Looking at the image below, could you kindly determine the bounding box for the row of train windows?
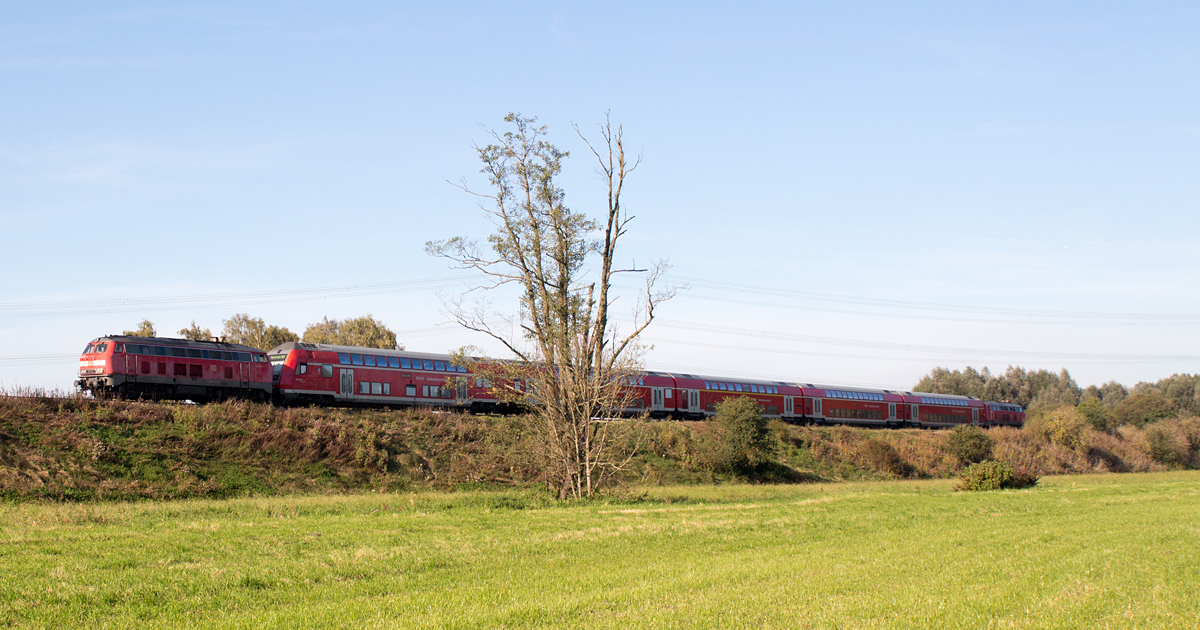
[336,353,468,372]
[827,408,885,420]
[83,343,109,354]
[137,362,237,379]
[988,404,1022,412]
[123,343,261,362]
[918,396,970,407]
[296,364,335,378]
[703,381,779,394]
[355,381,454,398]
[825,390,884,401]
[924,413,969,423]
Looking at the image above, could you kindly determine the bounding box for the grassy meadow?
[3,471,1198,628]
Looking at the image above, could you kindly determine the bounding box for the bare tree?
[427,112,675,499]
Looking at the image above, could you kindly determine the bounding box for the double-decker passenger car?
[269,342,515,411]
[76,336,272,401]
[983,401,1025,427]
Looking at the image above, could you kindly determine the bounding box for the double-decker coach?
[76,335,272,401]
[269,342,511,411]
[899,392,986,428]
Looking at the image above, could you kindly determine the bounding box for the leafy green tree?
[122,320,156,337]
[1113,392,1175,427]
[177,321,212,341]
[1077,398,1116,432]
[222,313,299,351]
[913,366,989,398]
[1026,405,1089,453]
[302,315,400,350]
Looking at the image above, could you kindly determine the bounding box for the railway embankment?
[1,392,1195,502]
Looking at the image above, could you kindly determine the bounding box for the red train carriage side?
[76,336,271,401]
[804,386,909,427]
[683,374,789,420]
[898,392,986,428]
[983,402,1025,427]
[270,342,510,411]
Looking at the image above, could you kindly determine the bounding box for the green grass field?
[2,472,1197,629]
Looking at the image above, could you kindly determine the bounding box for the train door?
[888,403,896,422]
[814,398,823,417]
[240,360,249,391]
[125,352,137,385]
[910,404,919,425]
[972,408,979,426]
[455,377,468,403]
[650,387,665,413]
[340,369,354,398]
[784,396,794,417]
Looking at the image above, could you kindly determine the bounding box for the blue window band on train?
[400,357,412,369]
[351,354,363,366]
[338,353,350,365]
[826,390,884,401]
[919,396,968,406]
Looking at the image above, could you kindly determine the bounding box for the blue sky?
[2,2,1198,392]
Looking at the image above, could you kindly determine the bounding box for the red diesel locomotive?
[76,335,273,402]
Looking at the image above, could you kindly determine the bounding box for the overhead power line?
[663,275,1200,324]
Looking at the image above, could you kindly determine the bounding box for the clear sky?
[2,2,1198,393]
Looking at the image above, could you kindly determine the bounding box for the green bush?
[943,425,993,465]
[1077,398,1116,432]
[954,460,1036,491]
[860,438,908,477]
[1144,424,1184,466]
[705,396,774,473]
[1027,406,1090,453]
[1114,392,1175,427]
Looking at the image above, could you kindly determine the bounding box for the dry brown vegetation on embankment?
[2,392,1197,501]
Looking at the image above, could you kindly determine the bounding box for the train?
[75,335,1025,428]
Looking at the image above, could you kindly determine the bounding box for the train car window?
[734,384,742,392]
[321,365,333,378]
[240,352,252,362]
[388,357,400,368]
[359,382,369,394]
[170,348,186,357]
[338,353,350,365]
[406,384,416,396]
[83,344,94,354]
[200,350,210,359]
[434,361,445,371]
[153,346,166,356]
[96,343,109,353]
[458,365,467,373]
[422,385,430,397]
[297,364,307,375]
[351,354,363,366]
[371,382,382,395]
[363,355,376,367]
[375,356,387,367]
[400,358,412,369]
[423,359,434,370]
[114,343,124,353]
[186,349,202,358]
[384,383,391,395]
[254,354,266,363]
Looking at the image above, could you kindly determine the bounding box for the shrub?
[1114,392,1175,427]
[1077,398,1116,433]
[943,425,993,465]
[705,396,774,473]
[859,438,908,477]
[1027,406,1089,453]
[1144,424,1185,466]
[955,460,1037,491]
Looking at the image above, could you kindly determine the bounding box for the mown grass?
[2,471,1197,628]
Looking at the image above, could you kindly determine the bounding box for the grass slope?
[2,472,1198,628]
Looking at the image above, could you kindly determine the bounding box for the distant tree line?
[121,314,401,352]
[914,366,1200,429]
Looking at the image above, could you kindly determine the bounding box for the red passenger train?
[264,342,1024,428]
[76,335,273,402]
[76,336,1024,428]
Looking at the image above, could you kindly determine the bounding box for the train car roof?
[269,342,465,362]
[97,335,264,353]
